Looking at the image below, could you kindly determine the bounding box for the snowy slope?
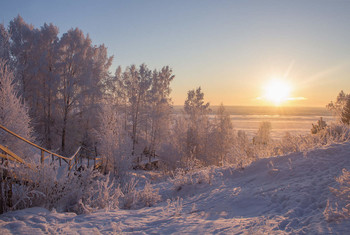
[1,142,350,234]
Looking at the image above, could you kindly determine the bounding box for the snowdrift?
[1,142,350,234]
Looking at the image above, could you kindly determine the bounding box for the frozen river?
[230,114,334,140]
[176,105,335,140]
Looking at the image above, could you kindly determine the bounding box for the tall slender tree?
[184,87,210,161]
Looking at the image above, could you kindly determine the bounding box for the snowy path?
[1,143,350,234]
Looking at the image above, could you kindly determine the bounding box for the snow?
[1,142,350,234]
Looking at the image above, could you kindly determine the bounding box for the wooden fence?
[0,124,101,170]
[0,124,103,214]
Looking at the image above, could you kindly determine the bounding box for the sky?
[1,0,350,106]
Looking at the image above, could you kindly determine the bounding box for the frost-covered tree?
[55,28,112,154]
[113,64,174,158]
[29,23,59,149]
[77,43,113,153]
[97,103,131,175]
[120,64,152,155]
[7,16,60,149]
[253,121,272,145]
[0,24,11,63]
[4,16,113,154]
[0,60,34,159]
[184,87,210,162]
[9,15,37,96]
[208,104,234,165]
[327,90,350,125]
[146,66,174,155]
[55,28,92,153]
[341,98,350,125]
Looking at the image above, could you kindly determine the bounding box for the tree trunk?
[61,108,68,154]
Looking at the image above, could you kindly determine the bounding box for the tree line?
[0,16,233,172]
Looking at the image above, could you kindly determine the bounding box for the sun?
[263,79,291,106]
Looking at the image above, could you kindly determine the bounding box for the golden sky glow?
[2,1,350,107]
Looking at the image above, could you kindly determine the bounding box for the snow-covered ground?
[1,142,350,234]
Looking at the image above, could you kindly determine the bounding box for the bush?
[121,177,161,209]
[162,197,183,217]
[0,162,123,214]
[138,181,161,207]
[311,117,327,134]
[324,169,350,222]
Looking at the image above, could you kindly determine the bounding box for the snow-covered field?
[1,142,349,234]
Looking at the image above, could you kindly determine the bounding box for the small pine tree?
[311,117,327,134]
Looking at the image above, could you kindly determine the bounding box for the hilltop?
[1,142,349,234]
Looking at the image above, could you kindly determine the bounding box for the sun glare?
[263,79,291,106]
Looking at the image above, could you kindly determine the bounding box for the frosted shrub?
[2,175,45,212]
[0,162,57,213]
[184,154,203,171]
[10,187,45,211]
[229,130,256,168]
[121,177,139,209]
[170,168,193,191]
[162,197,183,217]
[196,168,214,185]
[138,181,161,207]
[83,173,123,212]
[324,169,350,222]
[311,117,327,134]
[225,123,350,172]
[277,132,301,155]
[169,166,215,193]
[322,123,350,143]
[42,167,123,214]
[121,178,161,209]
[0,161,124,214]
[275,123,350,158]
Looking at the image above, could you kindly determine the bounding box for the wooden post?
[75,155,77,170]
[94,146,98,168]
[0,183,3,214]
[7,180,12,210]
[51,154,54,163]
[0,170,4,214]
[87,157,90,168]
[41,150,44,165]
[59,157,61,166]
